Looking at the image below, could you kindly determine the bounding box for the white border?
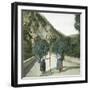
[18,5,86,84]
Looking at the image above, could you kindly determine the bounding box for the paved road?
[25,54,80,77]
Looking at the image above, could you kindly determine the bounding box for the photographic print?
[11,2,88,87]
[22,11,80,78]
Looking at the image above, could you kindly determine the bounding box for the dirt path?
[24,54,80,78]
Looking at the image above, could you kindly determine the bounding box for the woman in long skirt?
[40,59,46,74]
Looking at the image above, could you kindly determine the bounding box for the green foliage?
[65,36,80,57]
[32,39,49,59]
[51,38,66,54]
[36,13,47,27]
[22,10,80,60]
[23,40,32,60]
[22,11,33,60]
[72,14,80,57]
[74,14,80,32]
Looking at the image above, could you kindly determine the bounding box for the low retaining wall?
[22,56,37,77]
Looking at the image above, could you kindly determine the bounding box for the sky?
[40,12,79,36]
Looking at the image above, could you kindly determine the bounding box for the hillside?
[22,10,80,60]
[22,11,65,60]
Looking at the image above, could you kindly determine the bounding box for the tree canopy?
[74,14,80,32]
[64,35,80,57]
[51,38,66,54]
[32,39,49,59]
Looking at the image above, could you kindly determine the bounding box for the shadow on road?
[40,65,80,76]
[62,66,80,72]
[40,70,53,76]
[65,59,80,65]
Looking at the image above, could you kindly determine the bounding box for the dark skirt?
[40,61,46,72]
